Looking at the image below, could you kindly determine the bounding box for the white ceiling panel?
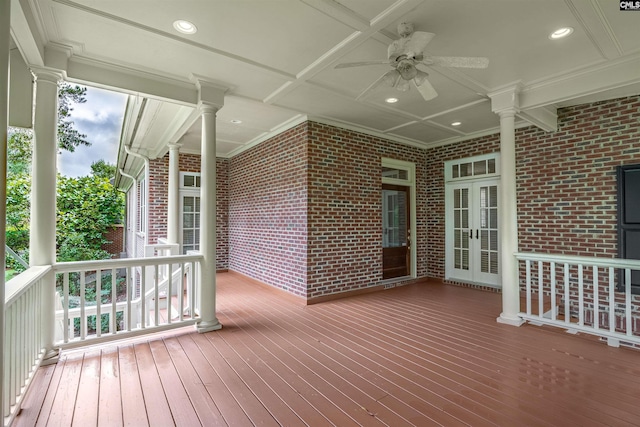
[10,0,640,160]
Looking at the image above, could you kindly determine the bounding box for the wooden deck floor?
[15,272,640,426]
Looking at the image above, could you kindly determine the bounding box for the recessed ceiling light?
[549,27,573,40]
[451,121,462,126]
[230,119,242,124]
[173,20,197,35]
[385,97,399,104]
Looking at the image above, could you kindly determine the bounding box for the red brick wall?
[147,153,229,270]
[228,123,309,296]
[101,224,125,258]
[306,122,427,299]
[516,95,640,256]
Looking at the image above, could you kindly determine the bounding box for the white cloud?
[57,86,127,177]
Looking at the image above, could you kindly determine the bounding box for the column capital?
[30,66,65,83]
[167,142,183,151]
[489,84,522,116]
[198,102,219,115]
[191,74,227,111]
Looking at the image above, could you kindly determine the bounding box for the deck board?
[15,272,640,426]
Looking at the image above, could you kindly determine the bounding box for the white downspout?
[119,169,138,257]
[124,145,150,248]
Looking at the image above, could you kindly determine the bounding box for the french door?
[446,179,500,286]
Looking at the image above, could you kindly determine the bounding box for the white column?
[30,67,63,358]
[1,0,11,417]
[496,109,524,326]
[196,104,222,332]
[167,143,181,244]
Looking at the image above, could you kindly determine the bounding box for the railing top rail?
[515,252,640,270]
[5,265,52,305]
[54,253,203,273]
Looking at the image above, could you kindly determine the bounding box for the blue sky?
[57,86,127,177]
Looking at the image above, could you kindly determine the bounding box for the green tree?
[90,159,117,179]
[57,83,91,152]
[56,174,124,262]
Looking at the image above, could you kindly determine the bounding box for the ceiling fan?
[335,22,489,101]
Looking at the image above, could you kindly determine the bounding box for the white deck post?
[194,78,225,332]
[30,67,63,358]
[491,86,525,326]
[167,143,181,245]
[1,0,11,417]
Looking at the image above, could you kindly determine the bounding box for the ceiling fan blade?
[423,56,489,68]
[388,31,435,62]
[405,31,435,57]
[414,77,438,101]
[335,60,389,69]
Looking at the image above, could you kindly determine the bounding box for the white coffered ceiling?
[9,0,640,163]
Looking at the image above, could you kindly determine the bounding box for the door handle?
[476,229,479,239]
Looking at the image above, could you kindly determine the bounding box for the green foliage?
[56,175,125,262]
[7,128,33,174]
[57,83,91,152]
[90,159,117,179]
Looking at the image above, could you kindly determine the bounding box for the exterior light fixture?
[549,27,573,39]
[385,97,399,104]
[451,121,462,126]
[230,119,242,124]
[173,20,197,35]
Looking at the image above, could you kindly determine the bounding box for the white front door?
[446,179,500,286]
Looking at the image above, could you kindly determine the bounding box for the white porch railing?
[516,252,640,347]
[3,252,203,426]
[3,266,52,427]
[54,253,202,350]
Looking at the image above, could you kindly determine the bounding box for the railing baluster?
[126,267,132,332]
[538,260,544,317]
[111,268,117,334]
[96,269,102,338]
[550,262,556,321]
[154,265,160,327]
[141,264,146,328]
[179,262,185,322]
[525,260,531,315]
[593,266,599,331]
[564,263,570,325]
[63,272,70,343]
[578,264,584,326]
[625,268,632,337]
[190,261,196,318]
[167,262,173,324]
[80,271,87,340]
[9,305,17,407]
[609,267,615,334]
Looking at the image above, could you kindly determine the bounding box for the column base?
[41,348,61,366]
[496,313,525,327]
[196,319,223,333]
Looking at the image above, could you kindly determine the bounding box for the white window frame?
[179,172,202,254]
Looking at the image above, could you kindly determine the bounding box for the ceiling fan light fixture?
[549,27,573,39]
[173,20,197,34]
[397,60,417,80]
